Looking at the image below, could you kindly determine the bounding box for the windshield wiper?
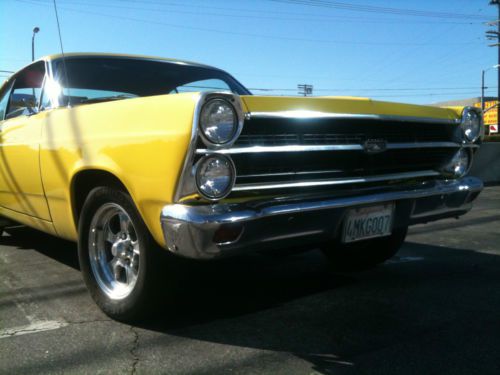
[78,94,137,105]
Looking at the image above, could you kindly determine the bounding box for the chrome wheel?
[88,203,140,300]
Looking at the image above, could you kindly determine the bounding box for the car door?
[0,61,51,221]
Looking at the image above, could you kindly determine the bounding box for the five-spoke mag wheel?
[78,187,167,321]
[89,203,141,300]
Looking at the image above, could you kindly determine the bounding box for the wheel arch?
[70,169,131,228]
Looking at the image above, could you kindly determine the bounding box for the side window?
[0,79,15,121]
[5,62,46,120]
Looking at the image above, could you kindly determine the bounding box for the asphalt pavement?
[1,187,499,374]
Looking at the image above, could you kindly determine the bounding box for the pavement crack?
[129,325,140,375]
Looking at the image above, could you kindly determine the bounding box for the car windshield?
[51,57,250,106]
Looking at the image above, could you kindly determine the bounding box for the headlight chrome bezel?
[173,92,244,203]
[195,154,236,201]
[440,148,472,179]
[461,107,483,143]
[198,96,244,149]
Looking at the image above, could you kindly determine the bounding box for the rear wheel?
[320,226,408,271]
[78,187,166,321]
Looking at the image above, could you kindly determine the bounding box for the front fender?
[40,93,198,244]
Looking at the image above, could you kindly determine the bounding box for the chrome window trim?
[3,60,49,119]
[232,170,440,192]
[0,78,16,122]
[36,60,50,112]
[44,58,60,109]
[196,141,462,155]
[247,111,461,124]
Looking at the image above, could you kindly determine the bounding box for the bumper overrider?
[161,176,483,259]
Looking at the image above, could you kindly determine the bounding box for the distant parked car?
[0,53,484,320]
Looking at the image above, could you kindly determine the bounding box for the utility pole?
[487,1,500,132]
[481,65,500,114]
[298,84,313,97]
[482,69,486,111]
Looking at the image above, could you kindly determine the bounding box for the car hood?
[240,95,462,122]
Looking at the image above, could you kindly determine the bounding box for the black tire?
[78,187,167,322]
[320,226,408,271]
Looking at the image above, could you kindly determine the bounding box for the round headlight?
[441,148,470,178]
[200,99,238,145]
[461,108,481,143]
[195,155,235,200]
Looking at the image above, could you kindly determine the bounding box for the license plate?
[342,204,394,243]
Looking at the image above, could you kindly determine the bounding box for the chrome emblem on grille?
[364,139,387,154]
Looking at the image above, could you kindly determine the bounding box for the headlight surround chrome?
[440,148,471,179]
[461,107,482,143]
[199,98,241,147]
[195,154,236,200]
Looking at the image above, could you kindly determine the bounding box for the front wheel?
[78,187,165,321]
[320,226,408,271]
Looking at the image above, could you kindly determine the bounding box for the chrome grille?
[194,113,461,194]
[234,115,456,146]
[232,148,455,186]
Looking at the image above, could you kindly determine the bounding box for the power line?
[249,91,496,98]
[369,91,496,98]
[106,0,485,24]
[28,0,479,25]
[265,0,490,20]
[16,0,482,47]
[352,18,460,88]
[248,86,498,92]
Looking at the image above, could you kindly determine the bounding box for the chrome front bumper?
[160,177,483,259]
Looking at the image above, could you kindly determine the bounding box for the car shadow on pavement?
[135,241,500,375]
[2,226,80,271]
[3,226,500,374]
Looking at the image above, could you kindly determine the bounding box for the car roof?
[1,52,248,94]
[40,52,221,71]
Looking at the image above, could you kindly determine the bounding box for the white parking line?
[0,320,68,339]
[386,256,425,265]
[1,274,69,339]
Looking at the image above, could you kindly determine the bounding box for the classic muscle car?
[0,53,483,320]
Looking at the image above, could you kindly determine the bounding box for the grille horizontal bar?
[234,133,450,147]
[233,170,440,191]
[197,142,459,155]
[248,111,460,125]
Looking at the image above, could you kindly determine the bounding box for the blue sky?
[0,0,498,104]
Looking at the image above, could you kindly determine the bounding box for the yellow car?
[0,53,483,320]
